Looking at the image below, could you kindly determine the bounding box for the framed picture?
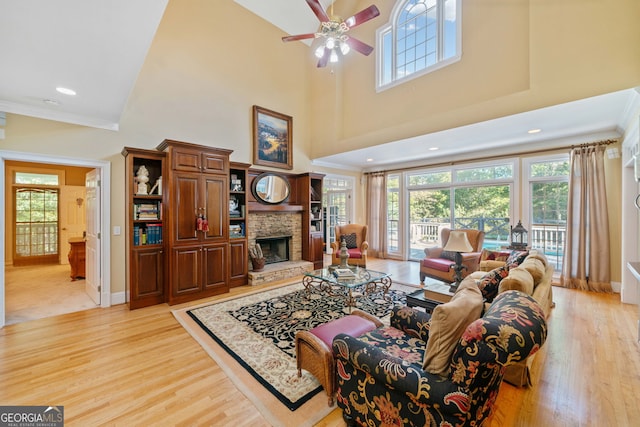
[253,105,293,170]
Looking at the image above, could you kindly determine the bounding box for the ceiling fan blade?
[306,0,330,22]
[282,33,317,42]
[345,36,374,56]
[317,47,330,68]
[344,5,380,28]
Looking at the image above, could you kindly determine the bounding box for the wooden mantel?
[247,201,303,213]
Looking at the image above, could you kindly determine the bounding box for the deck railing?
[408,218,566,269]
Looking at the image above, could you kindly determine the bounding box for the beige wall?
[2,0,637,296]
[310,0,640,158]
[2,1,313,295]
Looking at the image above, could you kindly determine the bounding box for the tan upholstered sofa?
[468,249,554,386]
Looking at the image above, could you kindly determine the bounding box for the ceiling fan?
[282,0,380,68]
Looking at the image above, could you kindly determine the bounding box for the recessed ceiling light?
[429,147,439,151]
[56,87,76,96]
[528,128,542,134]
[366,158,374,162]
[43,98,60,106]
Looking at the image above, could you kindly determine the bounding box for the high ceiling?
[0,0,637,169]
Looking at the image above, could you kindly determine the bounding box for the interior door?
[59,185,87,265]
[85,169,101,304]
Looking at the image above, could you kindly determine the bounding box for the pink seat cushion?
[309,315,377,347]
[347,249,362,259]
[422,257,455,272]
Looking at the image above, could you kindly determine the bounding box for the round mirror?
[252,173,290,204]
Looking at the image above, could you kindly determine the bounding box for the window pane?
[454,185,510,249]
[382,31,393,85]
[531,182,568,224]
[379,0,460,89]
[408,171,451,186]
[531,181,568,271]
[456,164,513,182]
[14,188,59,258]
[15,172,58,185]
[443,0,457,59]
[530,160,570,178]
[409,188,451,259]
[387,176,400,253]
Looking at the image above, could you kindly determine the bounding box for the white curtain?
[366,172,387,258]
[561,145,612,292]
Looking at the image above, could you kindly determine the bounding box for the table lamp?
[443,230,474,293]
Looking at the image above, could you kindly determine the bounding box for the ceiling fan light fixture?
[326,37,335,50]
[282,0,380,68]
[339,40,350,55]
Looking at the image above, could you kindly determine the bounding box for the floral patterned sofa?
[332,290,547,427]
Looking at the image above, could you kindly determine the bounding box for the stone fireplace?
[246,211,312,285]
[248,212,303,262]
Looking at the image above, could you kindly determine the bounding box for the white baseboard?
[110,291,126,305]
[611,281,622,293]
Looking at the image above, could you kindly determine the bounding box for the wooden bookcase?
[122,147,166,309]
[229,162,250,287]
[299,172,325,269]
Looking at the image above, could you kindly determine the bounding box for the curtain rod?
[363,138,618,175]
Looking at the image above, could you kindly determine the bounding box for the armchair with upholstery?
[420,228,485,285]
[332,290,548,427]
[330,224,368,267]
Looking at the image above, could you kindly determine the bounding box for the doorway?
[0,151,111,328]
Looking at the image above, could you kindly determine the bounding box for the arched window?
[376,0,461,90]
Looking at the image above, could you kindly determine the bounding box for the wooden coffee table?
[406,280,454,314]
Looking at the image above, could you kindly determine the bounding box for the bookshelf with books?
[122,147,166,309]
[299,172,325,269]
[229,162,250,287]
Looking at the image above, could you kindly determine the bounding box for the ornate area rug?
[172,280,416,427]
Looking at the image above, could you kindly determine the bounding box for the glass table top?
[304,266,390,289]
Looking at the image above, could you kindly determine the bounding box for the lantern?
[510,220,528,249]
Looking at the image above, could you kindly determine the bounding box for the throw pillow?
[498,266,534,295]
[422,278,484,376]
[440,250,457,261]
[520,257,546,286]
[480,249,511,262]
[506,250,529,268]
[526,249,548,267]
[477,265,509,302]
[342,233,358,249]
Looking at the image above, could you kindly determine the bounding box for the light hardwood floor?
[1,257,639,426]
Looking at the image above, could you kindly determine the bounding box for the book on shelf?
[229,224,244,238]
[133,224,162,246]
[423,282,454,303]
[134,202,161,220]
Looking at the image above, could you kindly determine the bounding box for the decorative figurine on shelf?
[339,238,350,268]
[135,165,150,195]
[149,176,162,195]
